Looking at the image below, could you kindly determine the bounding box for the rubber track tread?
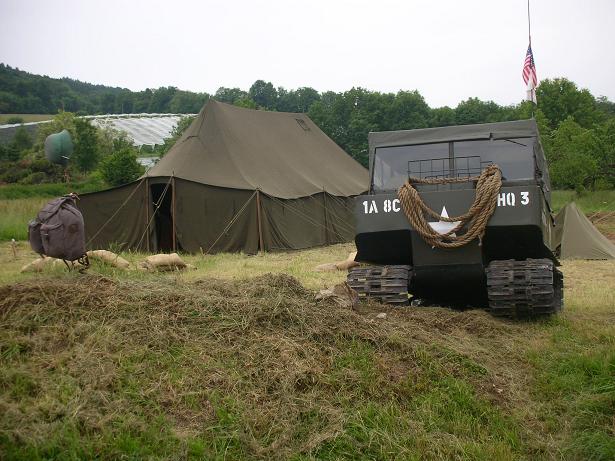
[347,265,411,305]
[486,258,563,318]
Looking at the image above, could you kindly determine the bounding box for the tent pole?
[256,189,265,253]
[145,177,150,253]
[323,189,329,245]
[171,175,177,252]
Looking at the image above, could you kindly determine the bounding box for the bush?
[19,171,47,185]
[0,165,31,184]
[5,116,24,124]
[73,118,100,172]
[11,126,33,152]
[0,144,20,162]
[29,158,62,175]
[551,151,598,190]
[98,148,144,187]
[593,178,613,191]
[0,158,65,184]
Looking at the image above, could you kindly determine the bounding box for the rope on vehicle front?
[397,164,502,248]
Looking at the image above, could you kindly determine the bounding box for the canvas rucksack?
[28,193,89,268]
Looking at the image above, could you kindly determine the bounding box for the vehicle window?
[453,138,535,181]
[372,137,536,192]
[373,143,449,191]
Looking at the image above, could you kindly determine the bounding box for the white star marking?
[428,206,460,235]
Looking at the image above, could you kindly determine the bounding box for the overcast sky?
[1,0,613,108]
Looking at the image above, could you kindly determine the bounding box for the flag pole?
[527,0,535,117]
[527,0,531,43]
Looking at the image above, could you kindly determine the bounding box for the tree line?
[1,63,614,190]
[0,64,208,114]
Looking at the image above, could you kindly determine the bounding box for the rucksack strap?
[61,254,90,273]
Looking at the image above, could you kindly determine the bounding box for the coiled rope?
[397,164,502,248]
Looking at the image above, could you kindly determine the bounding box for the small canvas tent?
[78,100,368,254]
[551,202,615,259]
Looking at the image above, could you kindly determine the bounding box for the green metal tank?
[44,129,73,165]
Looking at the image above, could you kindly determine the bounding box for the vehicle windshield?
[372,137,536,192]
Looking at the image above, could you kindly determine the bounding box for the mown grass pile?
[1,261,614,460]
[0,274,527,459]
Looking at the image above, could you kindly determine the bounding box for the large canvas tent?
[551,202,615,259]
[78,100,368,254]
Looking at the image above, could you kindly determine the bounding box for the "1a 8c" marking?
[362,199,401,214]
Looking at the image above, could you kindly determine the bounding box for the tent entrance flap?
[151,183,176,252]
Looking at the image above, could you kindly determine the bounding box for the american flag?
[522,43,538,103]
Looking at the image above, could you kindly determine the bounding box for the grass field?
[0,114,54,124]
[0,198,48,241]
[551,189,615,213]
[0,182,106,201]
[0,187,613,458]
[0,241,614,460]
[0,182,107,241]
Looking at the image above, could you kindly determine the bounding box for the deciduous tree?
[537,78,603,129]
[99,148,144,186]
[73,118,100,173]
[249,80,277,110]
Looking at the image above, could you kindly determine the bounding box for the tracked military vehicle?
[348,119,563,317]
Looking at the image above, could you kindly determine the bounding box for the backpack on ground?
[28,193,89,270]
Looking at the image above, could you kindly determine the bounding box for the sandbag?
[336,251,359,270]
[315,262,339,272]
[315,251,360,272]
[20,256,57,273]
[87,250,130,269]
[139,253,187,272]
[145,253,186,268]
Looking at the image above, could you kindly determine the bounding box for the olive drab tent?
[78,100,368,254]
[551,202,615,259]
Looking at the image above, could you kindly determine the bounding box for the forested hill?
[0,64,209,114]
[1,63,615,189]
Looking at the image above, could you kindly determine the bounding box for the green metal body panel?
[355,184,553,265]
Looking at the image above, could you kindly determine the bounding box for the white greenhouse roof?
[90,114,191,147]
[0,113,196,147]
